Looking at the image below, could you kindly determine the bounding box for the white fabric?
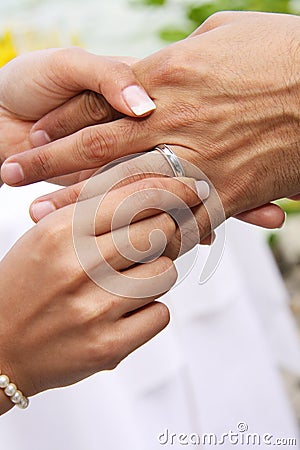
[0,183,299,449]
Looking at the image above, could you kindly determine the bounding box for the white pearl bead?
[17,396,29,409]
[0,375,9,388]
[4,383,17,397]
[11,390,22,404]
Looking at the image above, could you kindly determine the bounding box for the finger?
[112,257,177,315]
[165,186,226,259]
[91,213,176,274]
[0,48,154,122]
[30,151,177,222]
[78,214,178,298]
[28,49,155,147]
[235,203,286,229]
[31,92,122,146]
[76,176,207,273]
[2,116,161,186]
[47,168,98,187]
[82,256,176,319]
[88,176,207,236]
[112,301,170,365]
[30,55,141,145]
[166,201,286,260]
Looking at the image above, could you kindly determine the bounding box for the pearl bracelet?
[0,370,29,409]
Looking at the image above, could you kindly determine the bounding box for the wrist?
[0,369,30,414]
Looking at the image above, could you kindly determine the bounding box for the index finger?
[1,116,160,186]
[30,151,175,221]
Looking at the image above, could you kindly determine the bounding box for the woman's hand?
[0,47,154,184]
[28,151,285,254]
[0,174,208,415]
[4,12,299,232]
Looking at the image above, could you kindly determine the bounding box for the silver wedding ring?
[154,144,185,178]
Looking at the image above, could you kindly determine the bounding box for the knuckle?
[34,217,85,285]
[48,48,83,83]
[202,11,231,31]
[61,186,81,207]
[69,299,103,328]
[50,47,84,66]
[79,127,117,163]
[178,180,196,206]
[89,331,122,371]
[117,160,147,182]
[48,112,75,137]
[30,149,54,179]
[99,295,120,317]
[158,212,176,235]
[36,214,70,252]
[96,240,116,267]
[150,44,204,88]
[72,296,121,344]
[105,61,132,85]
[135,178,167,207]
[157,255,174,273]
[114,155,161,190]
[47,48,65,68]
[153,256,178,291]
[133,187,161,211]
[82,92,116,123]
[151,51,183,86]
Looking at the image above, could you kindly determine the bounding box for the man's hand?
[4,12,297,234]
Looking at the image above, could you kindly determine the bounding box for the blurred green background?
[135,0,300,41]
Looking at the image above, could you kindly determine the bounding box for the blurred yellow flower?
[0,31,17,68]
[0,29,81,69]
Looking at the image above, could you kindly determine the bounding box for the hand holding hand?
[0,47,154,183]
[0,169,207,415]
[3,12,296,234]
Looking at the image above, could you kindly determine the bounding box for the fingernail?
[31,201,56,221]
[30,130,51,147]
[122,85,156,116]
[195,180,210,200]
[1,162,24,185]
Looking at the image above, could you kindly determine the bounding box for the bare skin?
[0,36,287,232]
[21,11,300,224]
[1,11,299,415]
[0,173,208,416]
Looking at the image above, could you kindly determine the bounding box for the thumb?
[30,48,156,147]
[91,54,157,117]
[51,48,156,117]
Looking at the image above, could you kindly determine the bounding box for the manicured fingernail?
[122,85,156,116]
[30,130,51,147]
[31,201,56,221]
[1,162,24,185]
[195,180,210,200]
